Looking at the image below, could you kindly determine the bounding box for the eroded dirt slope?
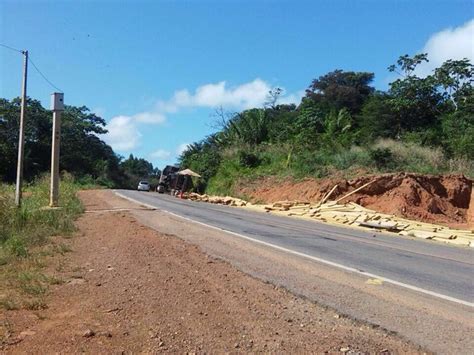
[0,190,422,353]
[238,173,473,228]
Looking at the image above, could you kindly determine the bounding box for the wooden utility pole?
[49,93,64,207]
[15,50,28,207]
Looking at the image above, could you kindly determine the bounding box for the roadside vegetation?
[0,174,83,311]
[0,100,159,188]
[180,54,474,195]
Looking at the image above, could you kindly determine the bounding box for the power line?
[1,43,63,93]
[28,55,63,93]
[0,43,23,53]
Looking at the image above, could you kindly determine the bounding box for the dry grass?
[373,138,445,171]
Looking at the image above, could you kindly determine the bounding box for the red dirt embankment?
[237,173,473,229]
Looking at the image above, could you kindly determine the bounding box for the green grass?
[205,139,474,197]
[0,173,84,310]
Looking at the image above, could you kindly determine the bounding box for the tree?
[305,70,375,114]
[0,97,151,187]
[264,87,283,109]
[440,88,474,159]
[387,54,446,138]
[121,154,155,178]
[356,92,397,143]
[434,58,473,110]
[179,136,221,192]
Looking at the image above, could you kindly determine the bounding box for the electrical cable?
[0,43,23,53]
[28,55,63,93]
[1,44,64,93]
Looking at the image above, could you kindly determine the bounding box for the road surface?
[116,190,473,305]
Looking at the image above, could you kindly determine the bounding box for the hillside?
[236,173,473,229]
[179,54,474,219]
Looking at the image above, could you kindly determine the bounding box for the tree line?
[179,54,473,193]
[0,98,159,187]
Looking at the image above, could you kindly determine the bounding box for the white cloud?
[102,110,165,152]
[417,19,474,76]
[103,79,304,153]
[133,111,166,124]
[279,90,305,106]
[176,143,190,155]
[155,78,303,113]
[103,116,141,151]
[150,149,171,160]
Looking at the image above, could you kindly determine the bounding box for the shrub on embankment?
[204,139,474,197]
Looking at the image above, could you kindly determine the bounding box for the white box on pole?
[51,92,64,111]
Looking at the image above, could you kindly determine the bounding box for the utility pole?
[49,92,64,207]
[15,50,28,207]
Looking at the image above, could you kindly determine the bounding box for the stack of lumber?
[179,188,474,247]
[183,192,248,207]
[262,200,474,247]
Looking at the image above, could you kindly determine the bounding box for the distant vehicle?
[159,165,180,192]
[137,181,150,191]
[156,184,165,193]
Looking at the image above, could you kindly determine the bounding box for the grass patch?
[0,297,19,311]
[17,272,48,296]
[0,173,84,310]
[205,139,473,196]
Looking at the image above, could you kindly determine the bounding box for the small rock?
[234,342,240,348]
[334,314,340,319]
[82,329,95,338]
[158,341,165,347]
[19,330,36,339]
[98,331,112,338]
[68,278,86,285]
[340,347,350,353]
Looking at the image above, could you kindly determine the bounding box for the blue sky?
[1,0,473,169]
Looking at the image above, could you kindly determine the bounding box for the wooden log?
[358,220,400,231]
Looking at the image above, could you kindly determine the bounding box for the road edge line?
[114,191,474,308]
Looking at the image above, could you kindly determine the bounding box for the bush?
[371,138,448,174]
[369,148,394,170]
[238,150,261,168]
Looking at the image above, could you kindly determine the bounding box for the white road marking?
[115,191,474,308]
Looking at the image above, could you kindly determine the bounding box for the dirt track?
[0,190,423,353]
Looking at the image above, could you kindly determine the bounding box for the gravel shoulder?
[0,189,424,353]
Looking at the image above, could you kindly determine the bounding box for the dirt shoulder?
[0,189,424,353]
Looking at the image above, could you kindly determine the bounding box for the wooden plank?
[335,180,376,203]
[316,184,339,208]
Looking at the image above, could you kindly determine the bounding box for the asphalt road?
[116,190,474,305]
